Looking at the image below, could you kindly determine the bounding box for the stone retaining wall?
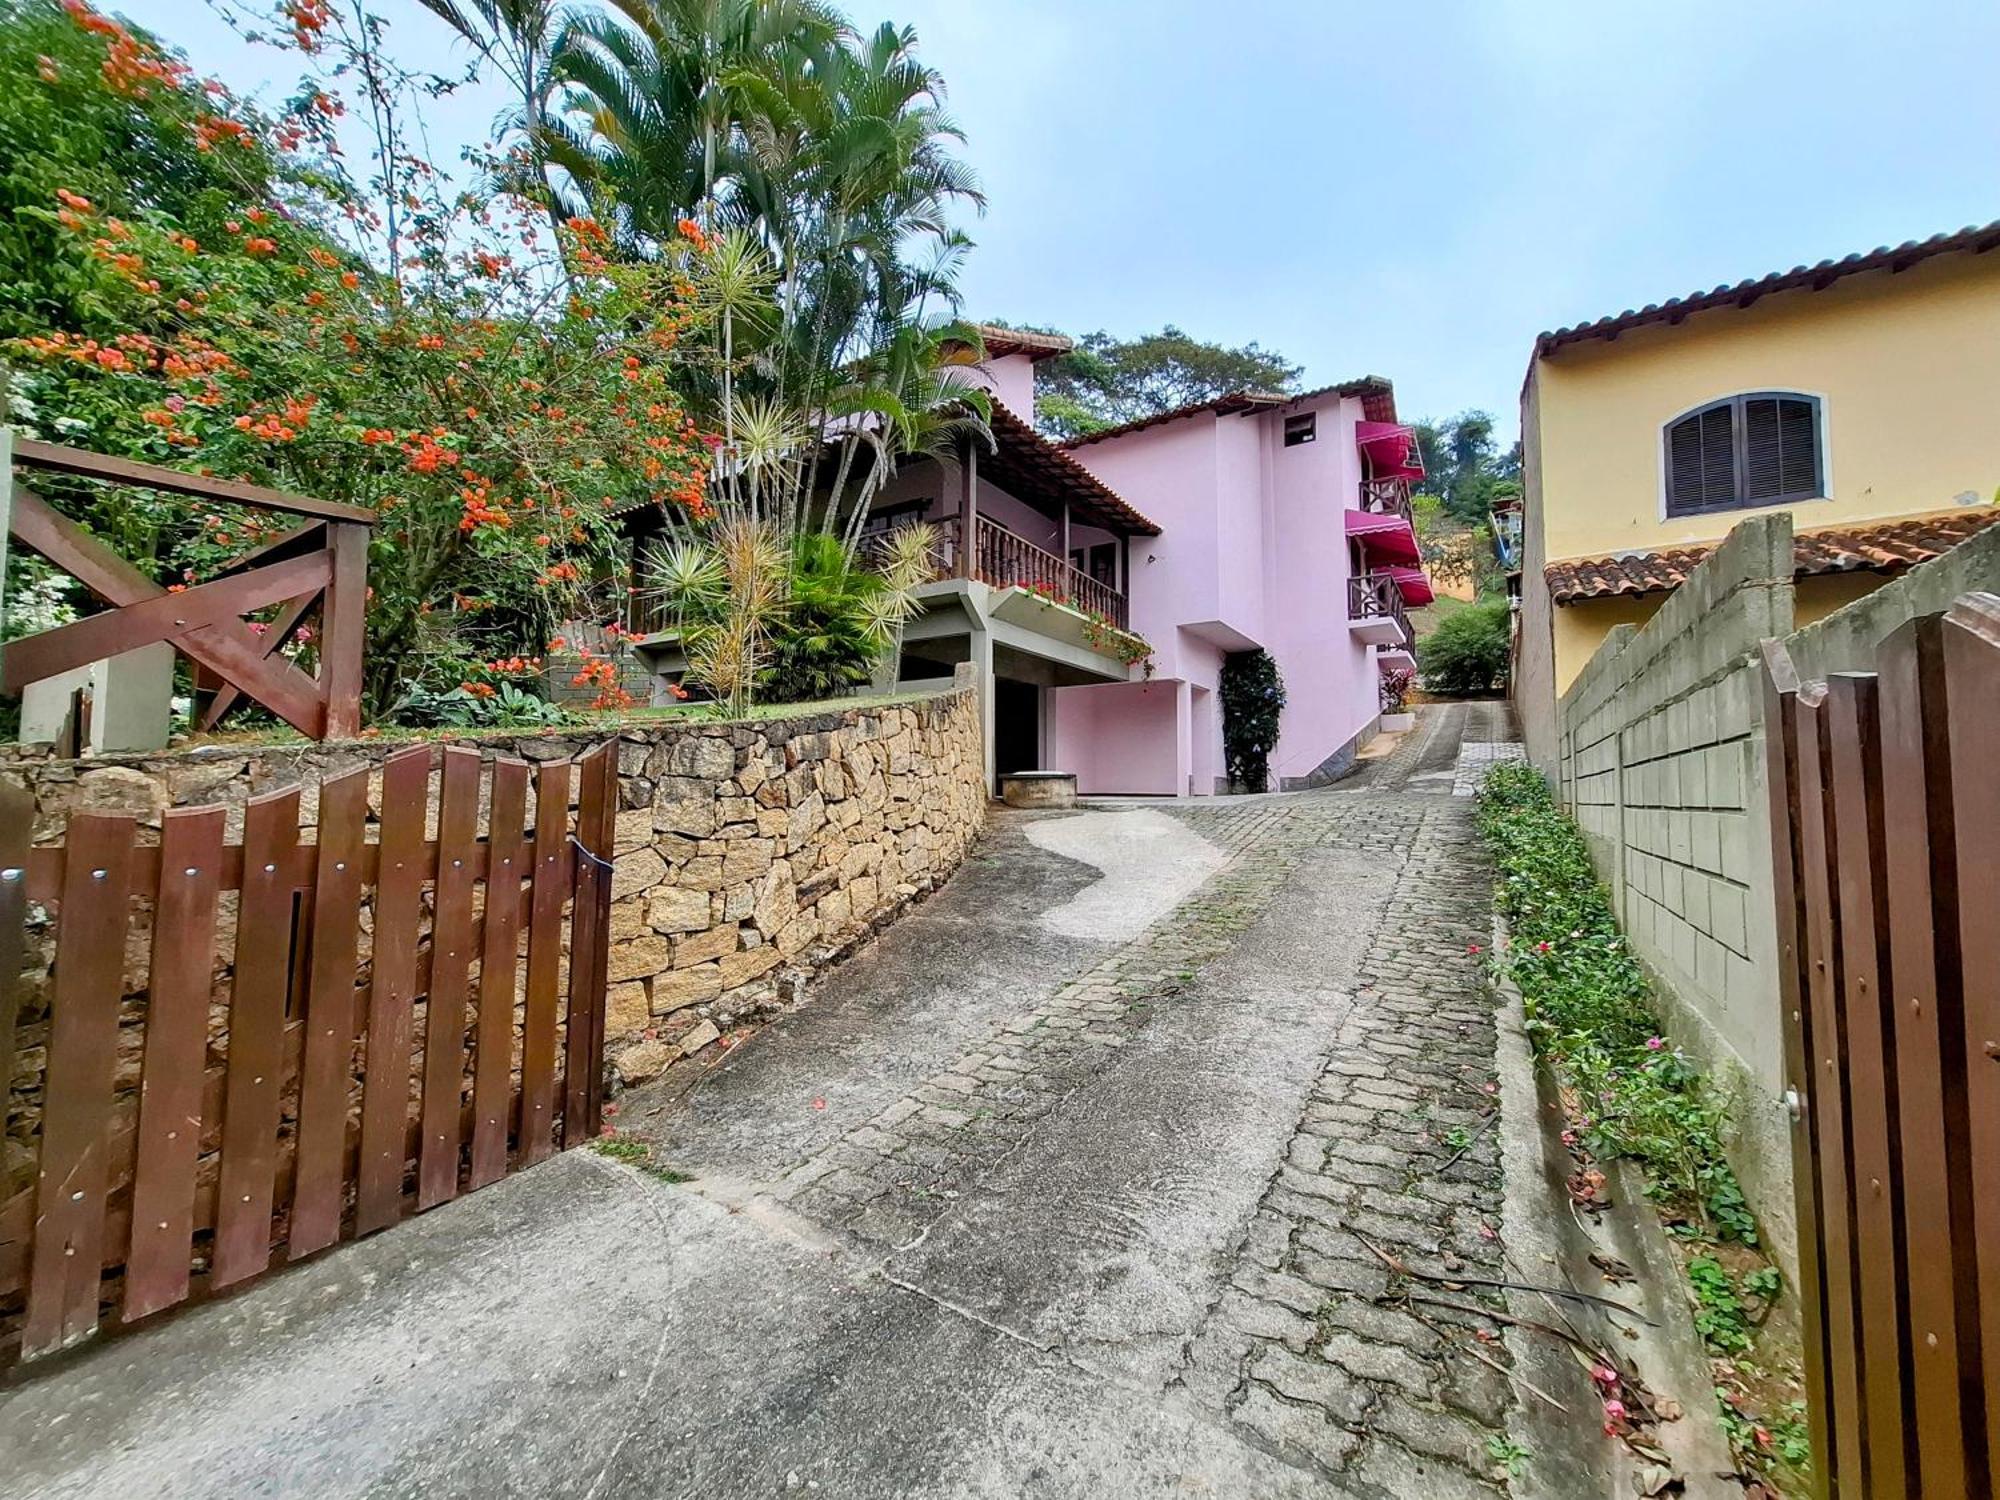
[3,686,986,1097]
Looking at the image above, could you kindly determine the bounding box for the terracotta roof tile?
[1544,509,2000,604]
[1534,220,2000,359]
[1060,377,1395,448]
[972,326,1074,360]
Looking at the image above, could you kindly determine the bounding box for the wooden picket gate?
[1762,592,2000,1499]
[0,741,616,1366]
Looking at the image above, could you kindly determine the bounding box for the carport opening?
[993,676,1043,777]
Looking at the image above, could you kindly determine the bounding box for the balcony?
[1357,476,1414,523]
[967,515,1128,629]
[1347,572,1411,648]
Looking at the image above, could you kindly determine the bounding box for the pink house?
[622,327,1428,795]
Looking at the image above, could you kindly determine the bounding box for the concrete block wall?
[1552,509,2000,1283]
[1554,515,1798,1274]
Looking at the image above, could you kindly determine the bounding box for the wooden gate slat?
[21,812,135,1357]
[1875,615,1983,1497]
[520,758,572,1167]
[289,765,369,1259]
[470,759,530,1189]
[1794,688,1868,1493]
[212,787,301,1289]
[1825,672,1913,1499]
[356,746,433,1236]
[1943,594,2000,1500]
[563,744,613,1149]
[418,748,480,1209]
[0,779,32,1158]
[124,807,225,1322]
[1760,642,1835,1500]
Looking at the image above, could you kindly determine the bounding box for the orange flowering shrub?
[1,0,716,717]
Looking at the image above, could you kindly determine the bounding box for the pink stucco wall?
[1058,391,1383,791]
[1047,678,1184,795]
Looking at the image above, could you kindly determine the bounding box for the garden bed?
[1475,763,1809,1494]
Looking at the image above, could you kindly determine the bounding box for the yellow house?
[1516,220,2000,768]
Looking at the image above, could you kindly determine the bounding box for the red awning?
[1386,565,1435,606]
[1356,420,1425,481]
[1345,508,1420,565]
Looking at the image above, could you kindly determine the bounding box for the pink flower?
[1591,1365,1618,1387]
[1646,1036,1665,1051]
[1603,1399,1627,1421]
[1535,941,1552,953]
[1466,942,1482,954]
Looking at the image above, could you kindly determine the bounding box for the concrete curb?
[1490,912,1740,1498]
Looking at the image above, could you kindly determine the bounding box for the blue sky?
[116,0,2000,439]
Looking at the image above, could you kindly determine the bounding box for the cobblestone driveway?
[640,700,1529,1497]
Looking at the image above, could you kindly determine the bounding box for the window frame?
[1283,412,1317,448]
[1659,390,1828,520]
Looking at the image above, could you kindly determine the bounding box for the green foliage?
[1419,598,1511,695]
[1485,1435,1531,1478]
[1022,323,1302,440]
[1219,648,1286,792]
[1687,1255,1755,1356]
[760,532,886,702]
[390,680,571,730]
[1475,762,1756,1238]
[1412,410,1521,525]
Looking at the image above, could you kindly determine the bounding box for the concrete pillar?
[1174,678,1194,797]
[20,642,175,754]
[969,625,996,791]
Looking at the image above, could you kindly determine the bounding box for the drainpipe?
[1060,502,1071,565]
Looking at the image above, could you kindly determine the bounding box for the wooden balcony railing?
[1348,571,1411,645]
[625,511,1131,639]
[1358,476,1414,524]
[971,514,1128,630]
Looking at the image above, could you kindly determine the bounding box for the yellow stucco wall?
[1536,252,2000,562]
[1551,594,1663,695]
[1533,250,2000,692]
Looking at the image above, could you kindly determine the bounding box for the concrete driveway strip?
[2,704,1563,1499]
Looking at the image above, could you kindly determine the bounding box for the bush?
[1420,598,1511,695]
[1220,648,1285,792]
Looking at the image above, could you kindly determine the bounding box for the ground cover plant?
[1476,761,1809,1493]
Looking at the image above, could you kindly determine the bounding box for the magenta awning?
[1345,508,1420,565]
[1386,565,1435,606]
[1356,420,1425,481]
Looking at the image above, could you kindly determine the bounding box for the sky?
[114,0,2000,441]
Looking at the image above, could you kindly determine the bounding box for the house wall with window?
[1519,244,2000,768]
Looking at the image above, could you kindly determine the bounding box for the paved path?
[0,704,1537,1500]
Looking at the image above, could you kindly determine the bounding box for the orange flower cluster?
[62,0,190,99]
[404,430,456,474]
[676,218,711,252]
[280,0,333,53]
[193,114,254,153]
[457,480,509,532]
[232,393,315,443]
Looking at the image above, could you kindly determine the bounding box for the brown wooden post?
[321,520,367,739]
[955,436,977,580]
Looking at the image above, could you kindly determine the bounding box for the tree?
[1412,410,1521,524]
[1017,324,1302,439]
[1419,599,1511,696]
[1,0,711,716]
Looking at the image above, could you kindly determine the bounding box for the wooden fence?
[1762,591,2000,1498]
[0,432,373,739]
[0,741,615,1366]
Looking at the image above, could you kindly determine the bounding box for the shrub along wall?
[2,684,987,1201]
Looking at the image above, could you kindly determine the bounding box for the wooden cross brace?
[4,486,339,737]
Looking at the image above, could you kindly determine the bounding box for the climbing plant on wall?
[1219,648,1286,792]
